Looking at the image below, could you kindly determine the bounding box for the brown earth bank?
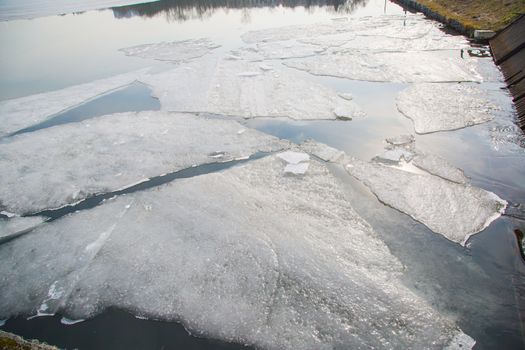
[394,0,525,32]
[0,331,59,350]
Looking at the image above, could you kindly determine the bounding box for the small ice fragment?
[0,319,5,327]
[372,149,414,164]
[237,72,261,77]
[444,331,476,349]
[0,216,46,244]
[120,39,220,63]
[284,162,309,175]
[61,317,85,325]
[333,106,354,120]
[208,151,226,159]
[277,151,310,164]
[259,64,273,71]
[237,129,246,135]
[338,93,354,101]
[1,211,16,218]
[386,134,414,146]
[300,140,345,163]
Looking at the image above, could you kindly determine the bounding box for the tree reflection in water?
[111,0,369,22]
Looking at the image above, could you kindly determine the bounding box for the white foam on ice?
[345,158,506,246]
[0,155,473,349]
[0,69,148,137]
[0,111,288,214]
[0,0,159,21]
[141,57,365,120]
[120,39,220,63]
[397,83,497,133]
[284,50,480,83]
[0,216,46,244]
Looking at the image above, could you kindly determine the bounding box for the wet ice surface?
[0,69,147,137]
[397,83,498,134]
[346,156,506,246]
[0,155,474,350]
[140,57,364,120]
[413,154,469,184]
[0,216,45,244]
[120,39,220,63]
[0,111,288,215]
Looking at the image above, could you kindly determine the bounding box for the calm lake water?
[0,0,524,349]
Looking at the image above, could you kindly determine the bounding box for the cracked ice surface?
[0,155,473,349]
[397,83,497,133]
[141,57,364,120]
[0,69,148,137]
[0,216,45,244]
[345,158,506,246]
[0,111,288,215]
[120,39,220,63]
[230,42,326,61]
[413,154,469,184]
[284,50,479,83]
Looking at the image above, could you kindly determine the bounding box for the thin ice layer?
[119,39,220,63]
[0,216,45,244]
[397,83,497,133]
[141,57,364,120]
[0,111,288,215]
[0,156,472,349]
[0,0,158,20]
[413,154,469,184]
[300,139,345,163]
[0,69,147,137]
[284,50,479,83]
[345,158,506,245]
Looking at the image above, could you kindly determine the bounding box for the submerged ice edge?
[28,152,271,222]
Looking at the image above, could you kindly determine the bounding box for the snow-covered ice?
[0,0,158,21]
[0,216,45,244]
[284,50,479,83]
[0,155,473,349]
[0,111,288,214]
[120,39,220,63]
[276,151,309,164]
[283,162,309,175]
[413,154,469,184]
[0,69,148,137]
[140,57,365,120]
[397,83,497,133]
[345,158,506,246]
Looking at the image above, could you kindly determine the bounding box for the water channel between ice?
[0,1,524,349]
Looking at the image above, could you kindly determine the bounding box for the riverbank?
[394,0,525,36]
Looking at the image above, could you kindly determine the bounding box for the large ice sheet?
[345,158,506,245]
[284,50,479,83]
[397,83,497,133]
[0,69,147,137]
[141,57,364,120]
[0,111,288,214]
[120,39,220,63]
[0,155,473,349]
[0,216,45,244]
[0,0,158,21]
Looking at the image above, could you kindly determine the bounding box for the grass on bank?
[414,0,525,31]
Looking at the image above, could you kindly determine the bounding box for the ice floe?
[0,111,288,214]
[345,157,506,246]
[140,57,364,120]
[0,216,46,244]
[0,155,473,349]
[0,69,148,137]
[284,50,479,83]
[397,83,497,133]
[120,39,220,63]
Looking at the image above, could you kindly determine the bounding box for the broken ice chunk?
[277,151,309,164]
[345,158,506,245]
[300,139,345,163]
[386,134,415,146]
[412,154,469,184]
[119,39,220,63]
[0,216,46,244]
[0,155,473,349]
[372,149,414,165]
[0,69,148,137]
[338,92,354,101]
[397,83,496,133]
[284,162,309,175]
[0,111,289,215]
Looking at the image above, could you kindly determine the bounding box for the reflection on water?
[112,0,370,22]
